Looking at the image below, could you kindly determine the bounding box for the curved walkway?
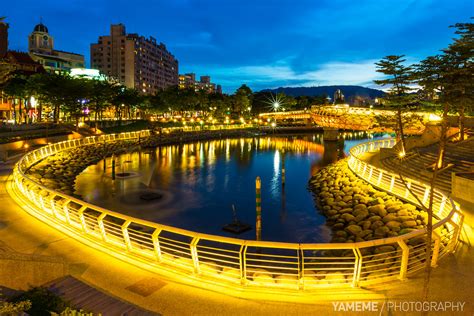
[1,156,474,315]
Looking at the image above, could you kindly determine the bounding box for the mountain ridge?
[261,85,385,101]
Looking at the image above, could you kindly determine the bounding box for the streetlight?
[273,102,280,111]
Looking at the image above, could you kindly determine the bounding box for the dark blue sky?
[3,0,473,93]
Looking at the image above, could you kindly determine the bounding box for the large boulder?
[345,225,362,236]
[368,204,387,217]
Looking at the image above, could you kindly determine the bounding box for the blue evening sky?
[2,0,473,93]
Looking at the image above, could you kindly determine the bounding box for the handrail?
[10,130,463,295]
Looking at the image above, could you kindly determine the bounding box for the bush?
[9,286,69,316]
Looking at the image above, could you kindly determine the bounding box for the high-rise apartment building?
[90,24,178,94]
[0,17,9,58]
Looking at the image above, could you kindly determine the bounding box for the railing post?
[240,245,248,286]
[121,220,132,251]
[39,195,46,212]
[453,213,465,251]
[390,175,395,191]
[77,206,88,233]
[448,219,461,253]
[97,213,108,242]
[190,237,200,274]
[151,228,163,262]
[63,201,71,225]
[397,240,409,280]
[422,186,430,205]
[368,166,373,181]
[404,181,411,199]
[352,248,362,288]
[298,247,304,290]
[438,197,447,216]
[431,231,441,267]
[377,171,383,186]
[50,196,61,219]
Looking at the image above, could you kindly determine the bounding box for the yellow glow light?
[428,113,442,122]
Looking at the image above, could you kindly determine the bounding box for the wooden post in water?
[103,139,106,172]
[256,176,262,241]
[281,150,286,188]
[112,155,116,180]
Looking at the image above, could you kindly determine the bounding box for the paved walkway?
[47,276,158,316]
[1,160,474,315]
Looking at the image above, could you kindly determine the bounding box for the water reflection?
[75,132,389,243]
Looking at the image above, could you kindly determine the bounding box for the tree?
[233,84,252,114]
[1,74,28,124]
[444,20,474,141]
[112,87,143,123]
[86,79,115,128]
[374,55,415,155]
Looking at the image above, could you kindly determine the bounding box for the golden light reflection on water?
[77,137,324,197]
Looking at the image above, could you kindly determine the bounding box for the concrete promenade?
[1,158,473,315]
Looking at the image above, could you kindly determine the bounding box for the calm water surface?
[75,132,391,243]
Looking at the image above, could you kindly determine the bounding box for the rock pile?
[26,140,137,196]
[309,159,428,243]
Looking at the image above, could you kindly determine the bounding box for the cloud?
[198,59,386,92]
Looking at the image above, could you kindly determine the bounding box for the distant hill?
[261,85,385,101]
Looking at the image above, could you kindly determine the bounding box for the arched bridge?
[259,105,433,134]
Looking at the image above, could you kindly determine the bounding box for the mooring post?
[112,155,116,180]
[281,150,286,188]
[256,176,262,241]
[103,139,106,172]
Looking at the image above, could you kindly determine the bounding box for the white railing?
[9,131,464,296]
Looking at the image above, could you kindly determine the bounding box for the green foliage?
[9,286,69,316]
[52,307,99,316]
[0,300,32,315]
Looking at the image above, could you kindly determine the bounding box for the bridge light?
[273,102,280,111]
[271,122,276,128]
[398,151,406,158]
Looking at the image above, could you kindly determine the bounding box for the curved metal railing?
[10,131,463,295]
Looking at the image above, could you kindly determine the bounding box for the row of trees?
[374,19,473,301]
[0,73,144,126]
[0,70,334,127]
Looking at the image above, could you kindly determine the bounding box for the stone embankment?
[309,159,428,243]
[27,141,136,196]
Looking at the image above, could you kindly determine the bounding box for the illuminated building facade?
[90,24,178,94]
[178,73,218,93]
[28,22,85,73]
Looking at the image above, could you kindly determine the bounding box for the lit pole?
[256,176,262,241]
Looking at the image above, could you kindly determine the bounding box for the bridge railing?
[10,131,463,295]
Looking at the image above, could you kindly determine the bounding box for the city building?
[178,72,218,93]
[333,89,345,104]
[178,73,196,90]
[0,17,8,58]
[28,22,85,73]
[90,24,178,94]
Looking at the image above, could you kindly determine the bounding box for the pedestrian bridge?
[259,105,434,134]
